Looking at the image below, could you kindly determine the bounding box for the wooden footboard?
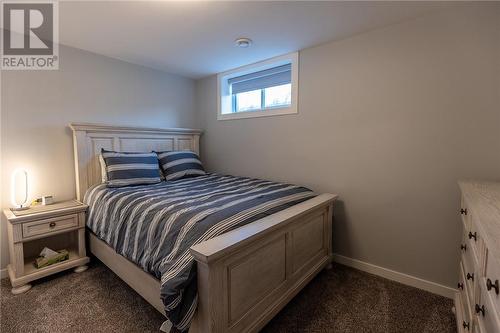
[189,193,337,333]
[88,194,336,333]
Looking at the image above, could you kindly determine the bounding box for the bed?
[70,123,338,333]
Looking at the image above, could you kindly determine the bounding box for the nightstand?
[3,200,90,294]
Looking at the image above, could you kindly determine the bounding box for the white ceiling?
[59,1,454,79]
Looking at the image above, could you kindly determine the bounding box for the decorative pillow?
[101,149,161,187]
[157,150,206,181]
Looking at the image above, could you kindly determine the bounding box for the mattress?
[84,173,315,331]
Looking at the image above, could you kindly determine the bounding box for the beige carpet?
[0,261,456,333]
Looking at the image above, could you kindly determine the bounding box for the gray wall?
[196,6,500,287]
[0,45,196,269]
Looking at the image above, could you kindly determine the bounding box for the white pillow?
[99,153,107,183]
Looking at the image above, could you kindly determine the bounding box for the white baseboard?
[0,256,455,298]
[332,254,457,299]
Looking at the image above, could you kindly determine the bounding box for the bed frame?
[70,123,337,333]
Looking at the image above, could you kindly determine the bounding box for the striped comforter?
[84,174,315,331]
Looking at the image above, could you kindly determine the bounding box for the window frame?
[217,52,299,121]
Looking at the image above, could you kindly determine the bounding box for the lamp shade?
[11,168,29,210]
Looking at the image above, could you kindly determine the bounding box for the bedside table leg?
[11,284,31,295]
[74,265,88,273]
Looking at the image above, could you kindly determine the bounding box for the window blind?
[229,63,291,94]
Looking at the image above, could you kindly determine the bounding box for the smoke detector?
[234,38,252,48]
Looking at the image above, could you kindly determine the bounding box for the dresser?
[456,181,500,332]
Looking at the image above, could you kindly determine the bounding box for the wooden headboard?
[70,123,202,201]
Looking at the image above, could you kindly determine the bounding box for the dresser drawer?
[462,236,478,305]
[462,238,478,272]
[484,252,500,317]
[456,289,473,332]
[460,262,473,319]
[475,280,500,333]
[461,195,471,230]
[467,213,484,270]
[22,214,79,238]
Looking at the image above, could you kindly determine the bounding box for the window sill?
[217,106,297,121]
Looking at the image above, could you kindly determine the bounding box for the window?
[217,52,298,120]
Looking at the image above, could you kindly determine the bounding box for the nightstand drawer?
[22,214,79,238]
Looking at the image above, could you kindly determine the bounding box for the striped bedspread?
[84,174,315,332]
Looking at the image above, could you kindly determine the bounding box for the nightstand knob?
[457,282,464,290]
[486,278,499,295]
[462,321,470,330]
[468,231,477,241]
[460,208,467,215]
[466,273,474,281]
[49,222,56,228]
[461,244,467,251]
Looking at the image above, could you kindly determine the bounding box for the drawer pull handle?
[460,208,467,215]
[460,244,467,251]
[486,278,499,295]
[475,304,485,317]
[466,273,474,281]
[49,222,56,228]
[462,321,470,330]
[468,231,477,241]
[457,282,464,290]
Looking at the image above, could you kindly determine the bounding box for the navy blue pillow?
[157,151,205,181]
[101,149,161,187]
